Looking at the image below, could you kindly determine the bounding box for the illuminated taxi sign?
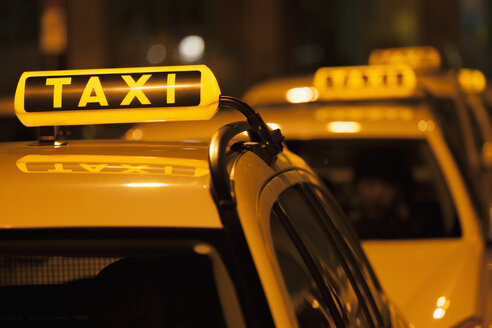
[14,65,220,126]
[457,69,486,94]
[16,155,209,177]
[369,47,441,72]
[313,64,417,100]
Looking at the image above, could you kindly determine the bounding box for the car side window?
[270,210,336,327]
[270,185,373,328]
[309,185,390,323]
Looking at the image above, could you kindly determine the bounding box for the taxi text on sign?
[313,64,417,100]
[14,65,221,126]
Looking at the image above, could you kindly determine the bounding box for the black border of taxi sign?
[14,65,221,126]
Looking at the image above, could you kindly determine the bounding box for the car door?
[257,170,383,327]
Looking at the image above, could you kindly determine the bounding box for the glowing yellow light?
[311,299,320,309]
[418,120,428,131]
[327,121,361,133]
[313,64,417,101]
[285,87,318,103]
[458,69,486,94]
[15,65,221,127]
[123,182,168,188]
[436,296,450,309]
[267,123,280,130]
[131,128,143,140]
[193,244,212,255]
[418,120,435,132]
[433,308,445,320]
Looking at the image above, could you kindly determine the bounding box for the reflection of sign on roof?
[457,69,486,94]
[369,47,441,72]
[314,65,417,100]
[16,155,209,177]
[15,65,221,126]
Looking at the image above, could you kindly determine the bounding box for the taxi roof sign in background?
[14,65,221,126]
[313,64,418,101]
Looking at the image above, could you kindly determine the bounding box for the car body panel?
[0,140,222,229]
[232,151,305,328]
[363,238,482,327]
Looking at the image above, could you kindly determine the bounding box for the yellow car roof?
[127,103,434,143]
[258,104,435,139]
[0,140,221,229]
[243,76,314,106]
[243,69,471,107]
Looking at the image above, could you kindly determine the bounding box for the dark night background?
[0,0,490,98]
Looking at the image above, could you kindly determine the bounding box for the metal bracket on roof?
[31,126,66,146]
[208,96,285,206]
[218,96,284,165]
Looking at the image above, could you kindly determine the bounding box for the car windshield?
[0,238,236,328]
[286,138,461,240]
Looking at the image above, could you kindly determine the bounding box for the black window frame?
[271,183,382,328]
[303,183,391,326]
[272,204,347,327]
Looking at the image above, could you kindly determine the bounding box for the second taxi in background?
[128,48,489,328]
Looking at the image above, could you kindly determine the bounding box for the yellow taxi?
[128,63,487,327]
[245,64,487,328]
[369,47,492,234]
[0,65,406,327]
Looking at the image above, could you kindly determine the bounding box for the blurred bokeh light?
[0,0,490,97]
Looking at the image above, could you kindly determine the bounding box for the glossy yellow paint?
[457,69,487,94]
[243,76,313,106]
[15,65,221,126]
[0,140,221,229]
[232,150,315,328]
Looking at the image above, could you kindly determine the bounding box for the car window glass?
[287,138,461,240]
[274,187,372,327]
[270,210,335,327]
[0,246,232,328]
[309,185,389,321]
